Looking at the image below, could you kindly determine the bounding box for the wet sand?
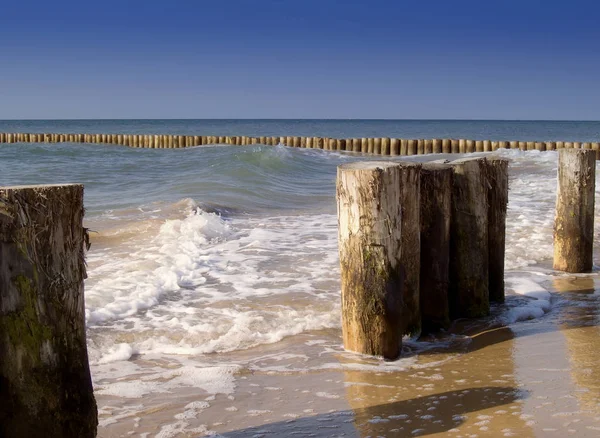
[95,273,600,437]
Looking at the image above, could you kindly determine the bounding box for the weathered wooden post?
[486,158,509,303]
[419,163,452,333]
[390,138,399,156]
[449,158,490,319]
[553,149,596,272]
[0,184,97,437]
[397,162,422,335]
[337,162,404,359]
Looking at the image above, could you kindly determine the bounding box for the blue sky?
[1,0,599,119]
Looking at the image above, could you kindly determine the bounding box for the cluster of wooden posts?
[1,132,600,157]
[336,148,597,360]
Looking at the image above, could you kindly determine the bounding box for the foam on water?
[84,148,586,366]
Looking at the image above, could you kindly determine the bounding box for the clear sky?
[1,0,599,120]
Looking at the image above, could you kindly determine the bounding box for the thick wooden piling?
[553,149,596,273]
[337,162,404,359]
[449,158,490,319]
[397,162,422,335]
[486,158,509,303]
[419,163,452,333]
[0,184,97,437]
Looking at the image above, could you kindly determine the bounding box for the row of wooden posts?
[336,148,596,359]
[1,132,600,157]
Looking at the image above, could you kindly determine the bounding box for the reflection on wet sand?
[553,277,600,415]
[344,322,532,437]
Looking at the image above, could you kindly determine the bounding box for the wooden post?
[367,138,374,154]
[424,139,433,154]
[592,142,600,159]
[419,163,452,333]
[390,138,399,156]
[417,139,425,155]
[407,139,417,155]
[433,139,442,154]
[374,138,382,155]
[400,139,408,155]
[459,139,466,153]
[486,158,509,303]
[449,158,490,319]
[397,162,422,335]
[381,138,390,155]
[337,162,404,359]
[509,141,518,150]
[443,139,452,154]
[0,184,97,437]
[361,138,368,153]
[475,140,483,152]
[553,149,596,273]
[556,141,564,150]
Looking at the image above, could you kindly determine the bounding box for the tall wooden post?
[337,162,405,359]
[419,163,452,333]
[397,162,422,335]
[449,158,490,319]
[0,184,97,437]
[486,158,509,303]
[553,149,596,272]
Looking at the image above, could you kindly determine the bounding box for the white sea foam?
[502,277,553,323]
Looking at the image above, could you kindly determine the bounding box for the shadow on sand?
[219,386,524,437]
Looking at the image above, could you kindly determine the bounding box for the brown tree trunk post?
[390,138,399,156]
[483,140,491,152]
[381,138,390,155]
[517,141,526,151]
[553,149,596,273]
[407,139,417,155]
[535,142,545,152]
[475,140,483,152]
[509,140,517,150]
[373,138,382,155]
[400,139,408,155]
[459,139,466,153]
[433,139,442,154]
[419,163,452,334]
[450,139,460,154]
[442,139,451,154]
[449,157,490,319]
[337,162,405,359]
[360,138,368,153]
[367,138,374,154]
[466,140,475,153]
[556,141,564,150]
[592,142,600,159]
[486,158,509,303]
[0,184,98,437]
[397,162,422,335]
[305,137,313,149]
[417,139,425,155]
[424,139,433,154]
[546,141,556,151]
[573,142,581,149]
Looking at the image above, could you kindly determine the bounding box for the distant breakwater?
[1,132,599,157]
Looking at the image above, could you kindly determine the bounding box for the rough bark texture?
[0,184,97,438]
[553,149,596,272]
[486,158,509,303]
[337,162,404,359]
[449,158,490,319]
[419,163,452,333]
[397,162,422,335]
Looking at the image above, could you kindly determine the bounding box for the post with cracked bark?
[419,163,452,333]
[553,149,596,273]
[486,158,509,303]
[449,158,490,319]
[0,184,98,437]
[337,162,405,359]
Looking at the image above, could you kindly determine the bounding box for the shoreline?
[95,273,600,437]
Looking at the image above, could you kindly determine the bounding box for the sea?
[2,119,600,437]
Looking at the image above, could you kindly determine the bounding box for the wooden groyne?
[1,132,600,157]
